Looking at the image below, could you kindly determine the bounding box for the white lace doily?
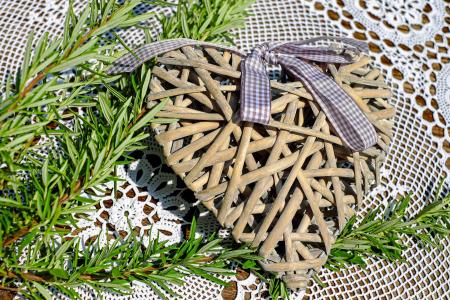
[0,0,449,299]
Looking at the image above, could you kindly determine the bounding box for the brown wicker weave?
[147,45,394,288]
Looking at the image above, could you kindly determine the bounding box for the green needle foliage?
[1,219,258,300]
[0,0,255,298]
[1,0,153,250]
[327,183,450,271]
[157,0,254,43]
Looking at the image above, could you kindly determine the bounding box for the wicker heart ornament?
[112,42,394,288]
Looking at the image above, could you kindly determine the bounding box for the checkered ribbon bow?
[107,37,378,151]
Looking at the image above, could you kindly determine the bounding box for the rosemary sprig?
[0,0,254,249]
[157,0,254,43]
[1,0,161,251]
[0,219,257,300]
[326,182,450,271]
[0,0,255,298]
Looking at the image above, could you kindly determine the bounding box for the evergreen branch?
[16,0,149,101]
[0,0,256,299]
[0,0,255,246]
[326,182,450,271]
[157,0,255,43]
[0,0,161,246]
[0,219,258,300]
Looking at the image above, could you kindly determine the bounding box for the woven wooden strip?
[147,46,394,288]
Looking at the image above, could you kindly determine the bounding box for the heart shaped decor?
[147,45,394,288]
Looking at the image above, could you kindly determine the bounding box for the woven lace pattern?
[0,0,449,299]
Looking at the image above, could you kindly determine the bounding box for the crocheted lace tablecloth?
[0,0,449,299]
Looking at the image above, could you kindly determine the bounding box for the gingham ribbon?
[106,38,245,74]
[107,37,378,151]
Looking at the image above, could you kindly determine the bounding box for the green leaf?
[69,37,100,59]
[103,82,128,102]
[119,11,156,28]
[20,31,34,88]
[219,249,256,260]
[32,52,59,75]
[130,98,169,133]
[93,147,107,176]
[198,238,222,254]
[98,93,114,125]
[111,267,121,278]
[204,0,212,14]
[312,274,327,288]
[180,10,190,37]
[62,2,73,46]
[90,0,98,24]
[198,14,214,35]
[141,68,152,101]
[241,260,257,269]
[50,268,70,279]
[47,53,97,73]
[33,282,52,300]
[0,197,29,209]
[102,0,116,24]
[112,32,140,60]
[42,158,49,186]
[67,6,90,49]
[186,265,228,286]
[0,133,34,151]
[0,121,49,137]
[32,32,49,68]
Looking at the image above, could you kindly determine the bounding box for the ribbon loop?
[240,37,378,151]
